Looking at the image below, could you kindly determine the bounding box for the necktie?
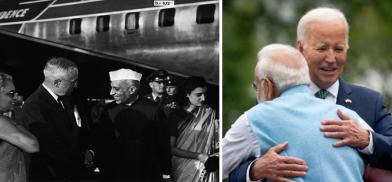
[156,96,161,104]
[58,96,77,127]
[315,89,329,99]
[57,97,65,109]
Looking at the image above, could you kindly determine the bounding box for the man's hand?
[250,142,307,182]
[320,109,370,148]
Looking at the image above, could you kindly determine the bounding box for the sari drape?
[172,105,219,182]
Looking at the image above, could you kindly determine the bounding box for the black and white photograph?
[0,0,219,181]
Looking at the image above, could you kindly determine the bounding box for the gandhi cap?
[109,68,142,81]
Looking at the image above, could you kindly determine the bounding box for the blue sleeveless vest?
[247,85,364,182]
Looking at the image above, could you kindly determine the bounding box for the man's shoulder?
[24,87,52,108]
[135,97,159,109]
[104,102,127,114]
[246,103,270,119]
[342,81,381,98]
[117,97,160,119]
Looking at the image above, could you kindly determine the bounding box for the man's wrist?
[358,130,374,155]
[249,159,264,181]
[359,130,370,149]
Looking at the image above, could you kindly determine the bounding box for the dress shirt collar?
[309,80,339,102]
[151,93,162,101]
[42,83,59,102]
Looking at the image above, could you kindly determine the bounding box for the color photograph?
[223,1,392,181]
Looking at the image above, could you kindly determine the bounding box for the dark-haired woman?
[170,77,218,182]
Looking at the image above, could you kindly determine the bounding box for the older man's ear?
[264,78,278,101]
[128,86,137,95]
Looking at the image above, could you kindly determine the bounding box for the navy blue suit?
[228,79,392,182]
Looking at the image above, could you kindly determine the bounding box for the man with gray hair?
[91,68,172,181]
[21,57,92,181]
[223,44,372,181]
[230,7,392,182]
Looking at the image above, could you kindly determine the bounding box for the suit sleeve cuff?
[247,159,262,182]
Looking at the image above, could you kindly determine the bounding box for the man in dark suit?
[227,7,392,182]
[92,68,172,181]
[90,68,145,180]
[21,57,93,181]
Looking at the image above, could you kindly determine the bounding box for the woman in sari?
[0,72,39,182]
[170,77,219,182]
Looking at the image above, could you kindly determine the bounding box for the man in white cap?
[91,68,172,181]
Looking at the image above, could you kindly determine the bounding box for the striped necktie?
[315,89,329,99]
[57,96,65,109]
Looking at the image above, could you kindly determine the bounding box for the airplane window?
[69,18,82,34]
[159,8,175,27]
[125,12,139,30]
[96,15,110,32]
[196,4,216,24]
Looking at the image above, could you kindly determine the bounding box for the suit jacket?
[113,96,172,181]
[21,85,90,180]
[337,79,392,169]
[90,102,128,180]
[228,79,392,182]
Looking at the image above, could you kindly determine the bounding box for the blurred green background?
[223,0,392,135]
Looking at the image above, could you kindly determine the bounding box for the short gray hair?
[43,57,78,80]
[297,7,349,48]
[0,72,13,91]
[256,44,310,94]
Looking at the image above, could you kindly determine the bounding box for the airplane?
[0,0,219,109]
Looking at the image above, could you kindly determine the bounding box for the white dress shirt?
[42,84,82,127]
[42,83,59,104]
